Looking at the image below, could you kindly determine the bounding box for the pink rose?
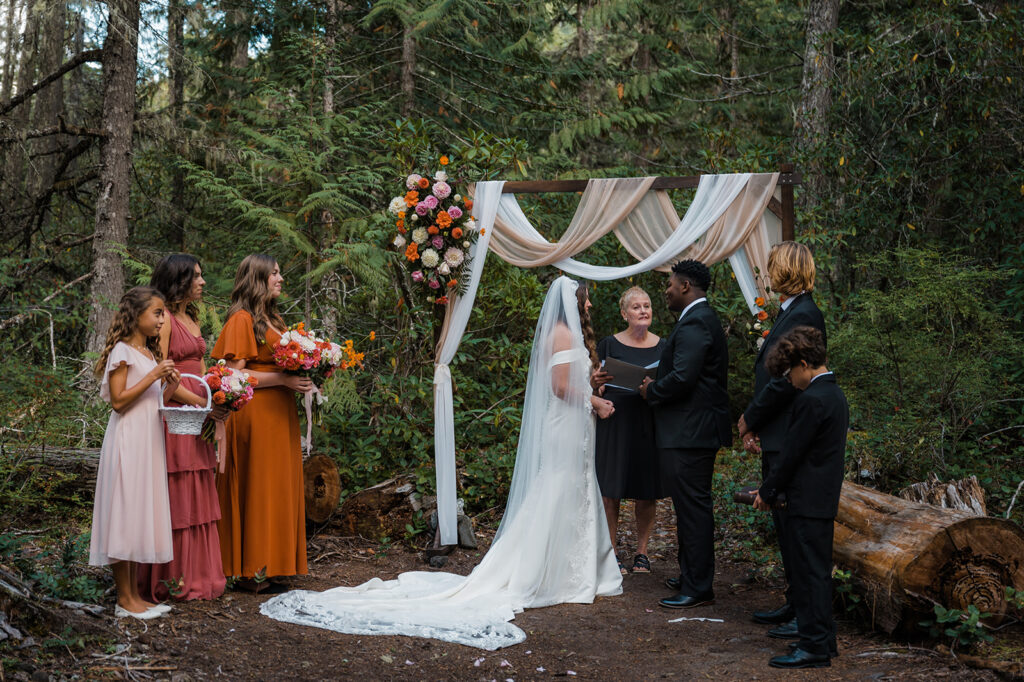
[422,195,439,210]
[415,202,430,216]
[411,270,424,282]
[432,181,451,199]
[431,235,444,249]
[428,279,441,289]
[447,205,463,220]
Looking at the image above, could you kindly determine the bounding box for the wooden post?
[780,162,795,241]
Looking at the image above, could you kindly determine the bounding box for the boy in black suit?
[639,260,731,610]
[754,326,848,669]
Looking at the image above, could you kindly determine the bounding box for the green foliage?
[831,248,1024,496]
[919,604,994,649]
[832,568,863,615]
[0,532,106,604]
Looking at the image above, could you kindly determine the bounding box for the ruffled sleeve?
[212,310,259,362]
[99,342,133,403]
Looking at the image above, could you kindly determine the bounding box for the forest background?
[0,0,1023,587]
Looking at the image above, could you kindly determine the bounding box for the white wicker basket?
[159,372,212,435]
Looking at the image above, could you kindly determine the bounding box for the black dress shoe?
[769,648,831,669]
[752,603,794,624]
[664,576,681,591]
[766,618,800,639]
[789,641,839,658]
[658,592,715,609]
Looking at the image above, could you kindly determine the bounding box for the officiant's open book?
[602,357,659,392]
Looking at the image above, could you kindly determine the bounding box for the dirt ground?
[5,502,1021,681]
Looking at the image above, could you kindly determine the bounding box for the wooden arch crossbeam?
[499,164,802,241]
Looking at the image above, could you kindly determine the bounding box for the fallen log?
[898,473,987,516]
[335,475,433,541]
[834,481,1024,634]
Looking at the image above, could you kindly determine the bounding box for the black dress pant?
[661,447,717,597]
[783,515,837,656]
[761,450,793,605]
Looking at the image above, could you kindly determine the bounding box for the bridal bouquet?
[387,156,478,306]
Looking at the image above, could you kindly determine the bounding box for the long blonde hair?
[226,254,286,341]
[94,287,165,377]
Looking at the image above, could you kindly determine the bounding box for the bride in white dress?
[261,276,622,649]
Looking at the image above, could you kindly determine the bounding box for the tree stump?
[336,475,432,541]
[898,473,987,516]
[303,454,341,523]
[833,481,1024,633]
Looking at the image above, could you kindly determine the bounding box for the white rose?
[410,214,419,222]
[753,322,762,330]
[434,170,448,182]
[437,262,451,276]
[465,218,476,231]
[421,249,440,268]
[462,241,471,248]
[388,197,405,215]
[393,234,407,248]
[454,194,462,202]
[412,228,428,244]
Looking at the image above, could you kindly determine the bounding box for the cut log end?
[303,455,341,524]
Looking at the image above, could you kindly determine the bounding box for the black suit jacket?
[743,293,826,452]
[760,374,848,518]
[647,300,731,451]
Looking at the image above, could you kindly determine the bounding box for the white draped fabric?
[433,173,779,544]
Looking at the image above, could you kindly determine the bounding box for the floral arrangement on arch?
[388,156,478,306]
[749,295,779,350]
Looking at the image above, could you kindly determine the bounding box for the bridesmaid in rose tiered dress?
[137,254,227,601]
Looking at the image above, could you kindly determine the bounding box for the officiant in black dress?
[591,286,666,575]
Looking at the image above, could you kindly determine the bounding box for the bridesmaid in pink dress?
[138,254,227,601]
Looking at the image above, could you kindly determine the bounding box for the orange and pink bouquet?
[200,360,257,441]
[272,323,364,428]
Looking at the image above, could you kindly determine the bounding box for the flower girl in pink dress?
[89,286,181,619]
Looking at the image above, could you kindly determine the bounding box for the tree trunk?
[228,0,250,70]
[898,474,987,516]
[1,0,19,102]
[85,0,139,359]
[833,481,1024,634]
[66,10,84,118]
[168,0,185,247]
[25,0,65,247]
[400,22,415,116]
[793,0,839,206]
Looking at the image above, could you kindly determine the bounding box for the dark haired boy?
[754,326,848,669]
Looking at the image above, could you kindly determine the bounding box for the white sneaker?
[114,604,163,620]
[148,603,173,614]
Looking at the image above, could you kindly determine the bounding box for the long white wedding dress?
[261,277,622,649]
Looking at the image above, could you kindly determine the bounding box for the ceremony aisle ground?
[6,502,1021,680]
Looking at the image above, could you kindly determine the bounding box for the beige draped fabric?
[487,177,656,267]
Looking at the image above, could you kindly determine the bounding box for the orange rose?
[405,242,419,261]
[213,391,227,405]
[249,376,259,386]
[427,225,439,235]
[397,226,407,234]
[206,375,222,390]
[448,279,458,288]
[417,177,430,189]
[369,331,376,341]
[464,199,473,211]
[436,211,452,228]
[396,219,404,229]
[755,296,765,307]
[404,190,419,207]
[757,310,769,321]
[440,156,449,166]
[452,227,463,239]
[762,330,770,338]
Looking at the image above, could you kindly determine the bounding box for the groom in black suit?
[639,260,730,609]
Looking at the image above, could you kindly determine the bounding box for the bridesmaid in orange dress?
[138,254,227,601]
[212,254,312,592]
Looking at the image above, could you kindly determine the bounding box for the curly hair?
[575,281,599,370]
[671,259,711,292]
[150,253,201,320]
[765,326,827,378]
[767,241,815,296]
[94,287,165,377]
[226,254,286,342]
